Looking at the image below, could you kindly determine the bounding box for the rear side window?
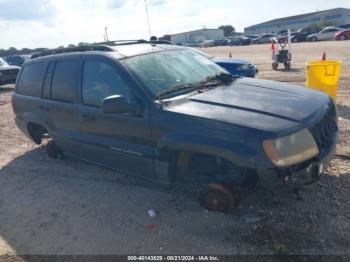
[51,61,77,103]
[82,60,130,107]
[17,62,46,97]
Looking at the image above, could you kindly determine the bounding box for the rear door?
[76,55,154,178]
[14,60,46,123]
[40,56,81,156]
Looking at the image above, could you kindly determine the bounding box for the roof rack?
[31,45,115,59]
[94,39,174,46]
[30,39,174,59]
[94,39,148,46]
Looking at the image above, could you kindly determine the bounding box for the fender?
[161,132,258,166]
[154,132,264,184]
[23,111,55,135]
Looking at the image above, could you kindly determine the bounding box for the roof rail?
[31,45,114,59]
[95,39,174,46]
[30,39,174,59]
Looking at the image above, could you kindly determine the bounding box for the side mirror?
[102,95,143,115]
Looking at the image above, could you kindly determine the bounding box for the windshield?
[121,49,227,97]
[0,58,8,66]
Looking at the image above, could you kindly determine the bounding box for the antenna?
[105,27,109,42]
[144,0,152,39]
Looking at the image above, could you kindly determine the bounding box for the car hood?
[213,58,249,65]
[164,78,330,134]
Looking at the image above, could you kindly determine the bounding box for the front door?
[76,55,155,178]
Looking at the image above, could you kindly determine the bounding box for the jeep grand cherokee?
[12,42,338,211]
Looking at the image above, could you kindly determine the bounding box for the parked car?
[252,34,275,44]
[246,35,259,40]
[5,54,31,67]
[214,39,228,46]
[335,29,350,40]
[0,57,20,86]
[292,27,323,42]
[228,36,251,46]
[212,58,258,77]
[12,43,338,211]
[339,23,350,29]
[276,27,322,43]
[190,48,257,77]
[307,27,343,41]
[200,40,215,48]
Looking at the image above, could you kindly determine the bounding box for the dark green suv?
[12,41,338,211]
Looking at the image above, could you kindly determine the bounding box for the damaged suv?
[12,42,338,211]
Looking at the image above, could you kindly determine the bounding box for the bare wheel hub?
[201,184,235,213]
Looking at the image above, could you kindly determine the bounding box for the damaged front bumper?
[259,132,338,188]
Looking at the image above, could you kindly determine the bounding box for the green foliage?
[0,47,48,57]
[218,25,235,37]
[307,17,335,29]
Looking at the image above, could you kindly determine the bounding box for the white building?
[245,8,350,35]
[170,29,224,44]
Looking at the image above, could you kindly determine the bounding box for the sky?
[0,0,349,49]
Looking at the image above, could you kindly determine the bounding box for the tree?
[218,25,235,37]
[319,17,334,27]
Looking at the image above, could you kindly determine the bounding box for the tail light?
[11,96,16,113]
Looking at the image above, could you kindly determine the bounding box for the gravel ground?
[0,41,349,256]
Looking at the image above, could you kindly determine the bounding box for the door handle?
[40,105,50,112]
[81,114,95,121]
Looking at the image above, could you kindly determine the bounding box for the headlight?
[263,129,319,167]
[236,64,249,71]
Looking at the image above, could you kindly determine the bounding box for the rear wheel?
[46,141,64,159]
[311,36,317,42]
[292,37,298,43]
[340,35,347,40]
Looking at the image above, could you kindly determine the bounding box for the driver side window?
[82,60,130,107]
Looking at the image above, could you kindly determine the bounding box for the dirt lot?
[0,41,349,256]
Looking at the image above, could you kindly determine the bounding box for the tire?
[311,37,317,42]
[46,141,63,159]
[272,62,278,71]
[340,35,347,41]
[292,37,298,43]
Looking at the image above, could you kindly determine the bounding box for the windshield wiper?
[155,82,201,100]
[155,72,234,100]
[204,72,234,84]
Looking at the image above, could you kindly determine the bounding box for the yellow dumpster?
[306,60,342,101]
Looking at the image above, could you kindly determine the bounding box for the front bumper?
[0,74,17,85]
[288,141,336,185]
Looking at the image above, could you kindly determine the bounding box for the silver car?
[307,26,343,41]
